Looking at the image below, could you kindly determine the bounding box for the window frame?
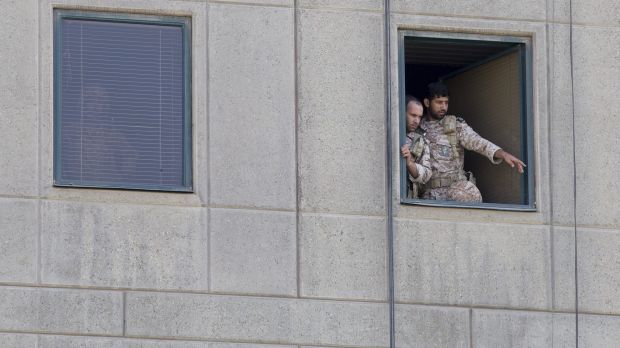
[398,30,536,211]
[53,10,193,192]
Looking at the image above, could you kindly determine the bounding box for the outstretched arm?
[458,119,502,164]
[493,149,526,173]
[457,119,526,174]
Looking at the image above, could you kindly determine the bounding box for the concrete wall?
[0,0,618,347]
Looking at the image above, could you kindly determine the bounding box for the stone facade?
[0,0,618,346]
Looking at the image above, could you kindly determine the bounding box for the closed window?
[54,10,192,191]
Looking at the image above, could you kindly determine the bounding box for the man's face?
[425,95,449,120]
[406,102,423,132]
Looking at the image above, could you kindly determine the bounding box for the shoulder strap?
[441,115,459,159]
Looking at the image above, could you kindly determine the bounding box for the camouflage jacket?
[420,115,502,180]
[404,129,432,197]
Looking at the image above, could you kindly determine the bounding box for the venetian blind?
[58,18,187,189]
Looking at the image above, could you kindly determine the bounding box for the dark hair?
[405,95,422,107]
[426,81,449,100]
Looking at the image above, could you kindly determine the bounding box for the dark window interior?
[402,34,531,206]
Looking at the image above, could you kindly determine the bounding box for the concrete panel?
[395,219,551,309]
[0,0,38,196]
[0,333,37,348]
[210,208,296,296]
[558,226,620,315]
[126,292,388,347]
[212,344,294,348]
[573,0,620,27]
[0,198,37,283]
[553,314,576,348]
[210,0,293,6]
[395,305,469,348]
[548,24,576,226]
[551,0,620,25]
[579,314,620,347]
[552,227,576,311]
[209,4,296,210]
[298,9,385,215]
[391,0,546,21]
[38,0,208,206]
[548,0,570,24]
[298,0,382,11]
[573,27,620,228]
[291,299,388,346]
[300,214,387,301]
[40,336,210,348]
[576,227,620,314]
[472,309,552,347]
[0,287,122,335]
[41,200,208,291]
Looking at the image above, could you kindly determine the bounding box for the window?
[54,10,192,191]
[399,31,534,210]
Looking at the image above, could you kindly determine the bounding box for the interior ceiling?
[404,37,516,67]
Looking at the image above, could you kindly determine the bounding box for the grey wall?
[0,0,618,347]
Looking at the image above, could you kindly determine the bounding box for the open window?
[399,31,535,210]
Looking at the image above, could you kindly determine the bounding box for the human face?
[425,96,449,120]
[406,102,423,132]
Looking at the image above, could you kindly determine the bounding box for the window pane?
[57,17,187,190]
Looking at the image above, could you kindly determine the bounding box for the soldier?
[420,81,525,202]
[401,95,432,198]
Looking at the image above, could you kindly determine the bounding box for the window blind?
[58,18,187,189]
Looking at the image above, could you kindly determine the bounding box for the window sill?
[400,198,537,212]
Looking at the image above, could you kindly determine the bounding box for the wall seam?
[395,10,619,26]
[391,9,547,23]
[297,5,382,13]
[36,0,42,199]
[36,200,42,285]
[36,0,43,287]
[569,0,579,345]
[384,1,395,347]
[0,330,388,348]
[294,0,302,299]
[122,292,127,336]
[545,3,557,348]
[205,2,212,294]
[205,2,211,211]
[6,281,614,315]
[207,0,293,8]
[206,205,212,293]
[469,308,474,348]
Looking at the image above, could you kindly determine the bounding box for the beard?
[429,109,446,120]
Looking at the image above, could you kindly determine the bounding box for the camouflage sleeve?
[411,139,432,184]
[457,119,502,164]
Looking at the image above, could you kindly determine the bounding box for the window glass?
[54,11,191,191]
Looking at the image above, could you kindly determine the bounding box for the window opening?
[399,31,534,210]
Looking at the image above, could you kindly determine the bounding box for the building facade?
[0,0,619,347]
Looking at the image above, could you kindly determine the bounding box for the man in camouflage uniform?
[420,81,525,202]
[400,96,432,198]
